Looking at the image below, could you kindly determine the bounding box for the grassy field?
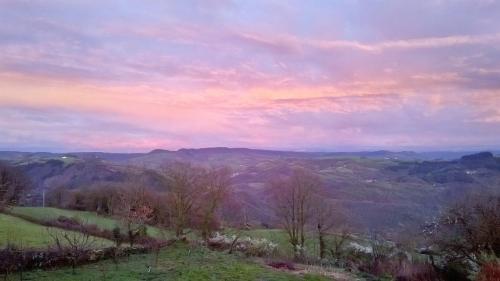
[10,207,170,239]
[237,229,323,257]
[9,242,329,281]
[0,213,112,249]
[227,229,369,259]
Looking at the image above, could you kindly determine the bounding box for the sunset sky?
[1,0,500,152]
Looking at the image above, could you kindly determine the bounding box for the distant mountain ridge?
[1,147,494,163]
[1,148,499,233]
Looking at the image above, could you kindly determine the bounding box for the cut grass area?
[10,207,170,239]
[11,242,329,281]
[0,213,112,249]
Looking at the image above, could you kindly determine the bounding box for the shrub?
[208,232,278,257]
[476,261,500,281]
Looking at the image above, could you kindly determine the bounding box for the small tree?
[313,197,337,259]
[330,229,350,260]
[117,185,153,246]
[47,227,96,274]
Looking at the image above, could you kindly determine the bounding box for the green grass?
[228,228,368,259]
[237,229,321,257]
[10,242,329,281]
[10,207,171,239]
[0,213,112,249]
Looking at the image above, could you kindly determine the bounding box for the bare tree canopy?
[116,183,154,246]
[161,162,204,238]
[428,194,500,267]
[269,168,322,257]
[198,166,232,241]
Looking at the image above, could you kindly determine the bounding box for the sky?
[1,0,500,152]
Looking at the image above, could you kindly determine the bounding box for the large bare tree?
[198,167,232,241]
[116,184,153,246]
[162,162,203,238]
[269,168,322,257]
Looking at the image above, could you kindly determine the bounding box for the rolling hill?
[1,148,499,234]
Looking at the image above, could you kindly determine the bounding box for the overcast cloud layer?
[1,0,500,152]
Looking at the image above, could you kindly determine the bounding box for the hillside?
[1,148,500,233]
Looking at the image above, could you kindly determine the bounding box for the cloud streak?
[0,0,499,152]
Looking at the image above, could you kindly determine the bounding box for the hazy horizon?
[0,145,499,155]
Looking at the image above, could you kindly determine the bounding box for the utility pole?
[42,188,45,208]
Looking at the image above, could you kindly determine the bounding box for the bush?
[207,232,278,257]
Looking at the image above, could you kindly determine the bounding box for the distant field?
[0,213,112,249]
[10,242,329,281]
[10,207,170,239]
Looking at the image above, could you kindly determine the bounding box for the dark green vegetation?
[4,233,329,281]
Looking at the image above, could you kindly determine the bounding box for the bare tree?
[313,197,337,259]
[330,229,350,259]
[47,227,96,274]
[430,194,500,268]
[116,184,153,246]
[162,162,203,239]
[269,168,322,258]
[46,185,68,208]
[198,167,232,241]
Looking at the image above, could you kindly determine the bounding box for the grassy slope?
[0,213,112,249]
[10,207,169,239]
[12,243,328,281]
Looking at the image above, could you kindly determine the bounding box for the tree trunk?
[318,223,326,259]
